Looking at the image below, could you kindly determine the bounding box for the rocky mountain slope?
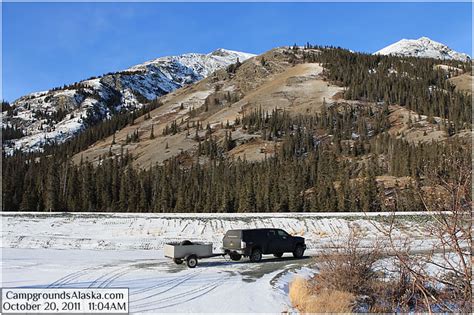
[374,37,470,62]
[72,45,471,169]
[73,47,344,167]
[2,49,255,154]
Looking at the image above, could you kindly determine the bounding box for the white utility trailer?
[164,240,225,268]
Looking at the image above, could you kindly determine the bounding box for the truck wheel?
[180,240,193,246]
[173,258,183,265]
[293,245,305,258]
[250,248,262,263]
[273,253,283,258]
[230,253,242,261]
[186,255,198,268]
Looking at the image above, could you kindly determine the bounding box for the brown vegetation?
[313,232,383,298]
[289,277,355,313]
[290,194,471,313]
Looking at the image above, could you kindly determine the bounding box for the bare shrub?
[371,151,472,313]
[313,230,383,298]
[421,150,471,310]
[305,230,435,312]
[371,258,440,313]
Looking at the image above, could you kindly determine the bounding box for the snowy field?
[1,212,435,313]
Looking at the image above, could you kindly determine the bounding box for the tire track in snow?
[132,273,230,312]
[99,267,135,288]
[130,271,199,296]
[135,281,222,312]
[88,265,132,288]
[48,266,98,288]
[131,271,203,303]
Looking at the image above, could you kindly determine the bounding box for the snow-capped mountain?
[374,37,470,62]
[130,48,255,78]
[3,49,255,154]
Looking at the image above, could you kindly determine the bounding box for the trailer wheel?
[180,240,193,246]
[186,255,198,268]
[173,258,183,265]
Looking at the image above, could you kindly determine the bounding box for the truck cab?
[222,228,306,262]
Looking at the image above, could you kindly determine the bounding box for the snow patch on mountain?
[374,37,470,62]
[132,48,255,78]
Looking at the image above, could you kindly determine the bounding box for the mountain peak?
[209,48,256,60]
[374,37,470,62]
[418,36,432,41]
[210,48,233,56]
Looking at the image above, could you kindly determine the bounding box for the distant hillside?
[2,49,255,154]
[3,44,471,214]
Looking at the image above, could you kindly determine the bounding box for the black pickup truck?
[222,228,306,262]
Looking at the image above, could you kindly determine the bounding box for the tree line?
[3,104,470,213]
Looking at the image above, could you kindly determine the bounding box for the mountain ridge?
[3,49,255,154]
[3,38,471,156]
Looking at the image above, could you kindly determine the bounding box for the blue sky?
[3,2,472,101]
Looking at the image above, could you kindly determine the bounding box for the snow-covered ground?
[1,212,436,313]
[2,248,315,313]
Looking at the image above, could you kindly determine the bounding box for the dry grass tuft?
[289,276,311,310]
[289,276,355,313]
